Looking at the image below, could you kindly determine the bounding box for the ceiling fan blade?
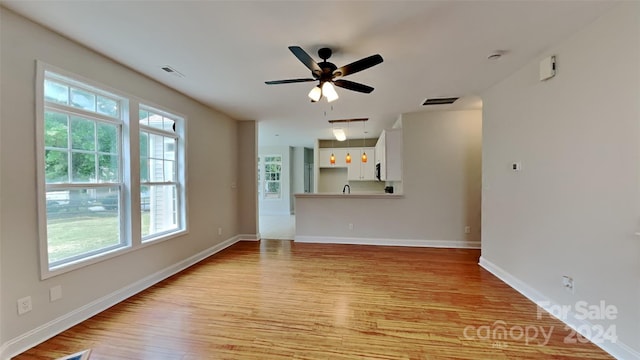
[288,46,322,75]
[265,78,316,85]
[333,79,374,93]
[334,54,383,77]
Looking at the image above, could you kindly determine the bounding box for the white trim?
[295,235,480,249]
[479,256,640,360]
[0,236,242,360]
[238,234,260,241]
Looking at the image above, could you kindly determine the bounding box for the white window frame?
[36,61,188,279]
[138,104,186,242]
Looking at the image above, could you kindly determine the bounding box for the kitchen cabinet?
[375,129,402,181]
[347,148,375,180]
[318,148,348,168]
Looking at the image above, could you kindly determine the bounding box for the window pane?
[70,88,96,111]
[163,137,176,160]
[266,182,280,193]
[140,131,149,157]
[97,96,119,117]
[97,123,117,154]
[46,187,122,265]
[140,157,149,182]
[98,154,118,182]
[141,184,178,238]
[147,112,163,130]
[140,158,149,182]
[163,117,175,131]
[44,111,68,148]
[149,133,163,158]
[139,109,149,126]
[71,117,95,151]
[149,159,164,182]
[44,80,69,105]
[72,152,96,182]
[164,160,175,182]
[45,150,68,183]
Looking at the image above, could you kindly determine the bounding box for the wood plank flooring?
[15,240,613,359]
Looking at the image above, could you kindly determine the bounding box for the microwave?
[375,162,381,181]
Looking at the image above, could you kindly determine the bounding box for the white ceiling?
[2,0,616,147]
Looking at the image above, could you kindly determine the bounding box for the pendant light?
[361,120,368,163]
[345,120,351,164]
[330,111,336,165]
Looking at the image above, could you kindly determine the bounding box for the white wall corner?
[0,236,242,360]
[479,256,640,360]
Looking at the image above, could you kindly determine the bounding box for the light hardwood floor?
[16,240,613,359]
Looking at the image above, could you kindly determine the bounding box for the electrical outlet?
[562,276,574,293]
[50,285,62,302]
[218,227,222,236]
[348,223,354,230]
[464,226,471,234]
[17,296,32,315]
[512,162,521,171]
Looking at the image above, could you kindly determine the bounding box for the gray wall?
[237,121,258,235]
[481,2,639,354]
[0,7,256,354]
[297,109,482,243]
[291,147,305,212]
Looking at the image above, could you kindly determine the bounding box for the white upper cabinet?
[375,129,402,181]
[318,148,348,168]
[347,148,375,181]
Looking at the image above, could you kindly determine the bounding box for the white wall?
[318,168,348,193]
[481,2,639,357]
[258,146,292,215]
[0,8,255,357]
[297,109,482,244]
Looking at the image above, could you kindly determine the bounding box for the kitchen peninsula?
[294,191,405,245]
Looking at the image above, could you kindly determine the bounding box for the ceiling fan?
[265,46,383,102]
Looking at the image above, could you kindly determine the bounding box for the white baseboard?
[238,233,260,241]
[0,236,242,360]
[479,256,640,360]
[295,235,480,249]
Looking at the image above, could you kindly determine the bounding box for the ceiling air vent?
[161,65,185,78]
[422,97,459,106]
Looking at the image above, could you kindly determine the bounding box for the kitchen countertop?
[294,192,403,199]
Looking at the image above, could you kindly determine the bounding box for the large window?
[37,63,186,278]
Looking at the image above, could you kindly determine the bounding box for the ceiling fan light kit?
[321,81,339,102]
[266,46,383,103]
